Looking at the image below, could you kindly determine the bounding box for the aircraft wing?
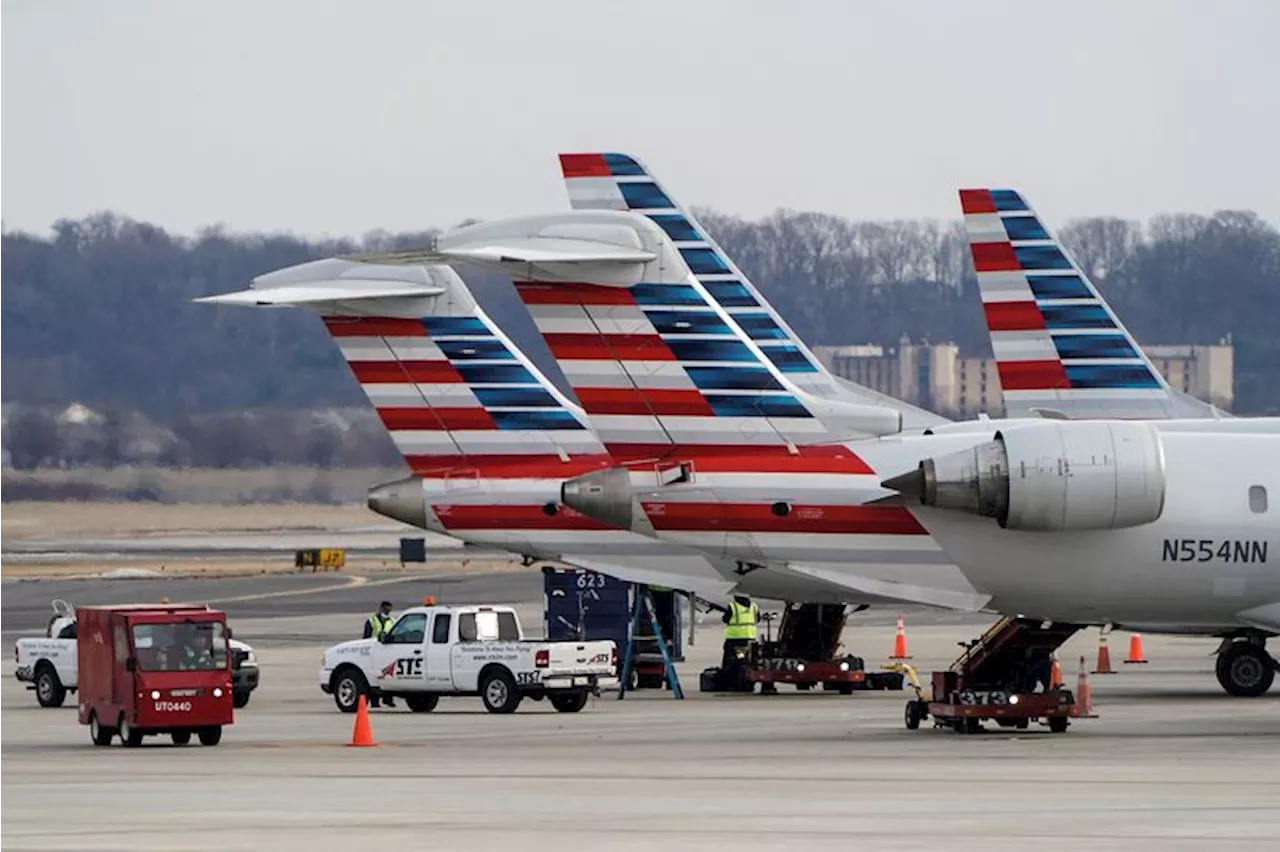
[557,555,737,601]
[780,562,993,612]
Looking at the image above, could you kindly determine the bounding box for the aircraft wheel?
[1216,642,1276,697]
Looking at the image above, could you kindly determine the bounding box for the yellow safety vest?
[368,614,393,638]
[725,600,759,641]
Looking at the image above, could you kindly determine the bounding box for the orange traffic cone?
[1074,655,1096,717]
[1125,632,1148,664]
[890,615,911,660]
[1049,651,1063,689]
[1094,630,1115,674]
[347,694,378,747]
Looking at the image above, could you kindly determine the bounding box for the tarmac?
[3,569,1279,851]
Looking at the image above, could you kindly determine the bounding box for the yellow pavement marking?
[174,574,433,606]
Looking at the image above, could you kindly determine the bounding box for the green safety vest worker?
[365,612,393,639]
[724,599,760,641]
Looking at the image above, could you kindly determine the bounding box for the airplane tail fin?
[559,152,947,429]
[505,223,903,464]
[959,188,1222,420]
[514,275,887,466]
[197,259,608,477]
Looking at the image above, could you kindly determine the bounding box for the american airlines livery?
[201,154,1279,697]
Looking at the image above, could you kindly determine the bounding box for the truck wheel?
[480,669,522,714]
[549,689,589,713]
[89,713,114,747]
[118,716,144,748]
[232,691,251,709]
[172,729,192,745]
[198,726,223,746]
[331,667,368,713]
[1048,715,1070,734]
[35,666,67,708]
[1216,642,1276,697]
[406,694,439,713]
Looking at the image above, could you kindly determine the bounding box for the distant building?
[814,339,1233,418]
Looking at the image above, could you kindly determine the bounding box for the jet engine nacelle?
[884,420,1167,532]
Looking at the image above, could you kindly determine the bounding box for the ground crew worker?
[363,601,395,639]
[362,601,396,708]
[721,594,760,689]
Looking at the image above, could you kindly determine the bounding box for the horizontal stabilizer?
[444,239,655,266]
[781,562,993,612]
[195,283,444,307]
[347,240,656,268]
[558,555,736,601]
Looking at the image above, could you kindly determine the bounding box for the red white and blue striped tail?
[960,188,1221,420]
[513,271,902,465]
[557,152,945,431]
[200,259,610,478]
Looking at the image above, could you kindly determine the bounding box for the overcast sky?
[4,0,1278,238]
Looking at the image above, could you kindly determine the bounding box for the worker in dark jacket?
[363,601,396,708]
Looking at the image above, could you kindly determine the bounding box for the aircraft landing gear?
[1215,637,1277,697]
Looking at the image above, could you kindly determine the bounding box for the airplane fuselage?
[907,430,1280,629]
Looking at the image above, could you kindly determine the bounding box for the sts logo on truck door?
[381,658,423,678]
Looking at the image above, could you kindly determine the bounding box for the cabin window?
[1248,485,1268,514]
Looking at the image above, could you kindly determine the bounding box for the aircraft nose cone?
[367,477,427,528]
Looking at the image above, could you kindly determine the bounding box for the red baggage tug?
[77,604,234,747]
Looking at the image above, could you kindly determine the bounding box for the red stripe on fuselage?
[433,504,614,531]
[995,359,1071,391]
[983,301,1046,332]
[606,443,876,474]
[642,502,926,535]
[515,282,636,306]
[323,317,427,337]
[543,333,676,362]
[349,360,465,384]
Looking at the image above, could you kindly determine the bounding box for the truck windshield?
[132,621,227,671]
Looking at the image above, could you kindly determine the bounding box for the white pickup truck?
[319,604,618,714]
[13,600,261,709]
